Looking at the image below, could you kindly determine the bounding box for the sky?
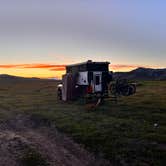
[0,0,166,78]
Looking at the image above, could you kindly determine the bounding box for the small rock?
[154,123,158,127]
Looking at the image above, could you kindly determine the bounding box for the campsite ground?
[0,79,165,166]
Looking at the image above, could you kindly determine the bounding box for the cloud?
[50,67,66,71]
[110,64,141,71]
[0,64,66,71]
[22,64,66,69]
[0,64,25,68]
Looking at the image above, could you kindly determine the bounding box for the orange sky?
[0,63,161,79]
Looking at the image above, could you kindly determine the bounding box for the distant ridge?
[113,67,166,80]
[0,74,40,80]
[0,74,59,81]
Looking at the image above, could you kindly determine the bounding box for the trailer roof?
[66,60,110,67]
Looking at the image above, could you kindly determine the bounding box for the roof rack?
[66,60,110,67]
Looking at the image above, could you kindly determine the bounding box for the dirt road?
[0,114,111,166]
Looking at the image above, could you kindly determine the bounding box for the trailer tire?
[57,88,62,100]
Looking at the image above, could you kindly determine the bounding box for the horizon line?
[0,66,165,79]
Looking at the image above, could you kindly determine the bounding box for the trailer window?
[95,75,100,85]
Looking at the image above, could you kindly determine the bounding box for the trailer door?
[93,72,102,92]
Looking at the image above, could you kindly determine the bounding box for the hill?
[113,67,166,80]
[0,74,40,80]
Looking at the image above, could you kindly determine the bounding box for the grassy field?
[0,79,165,166]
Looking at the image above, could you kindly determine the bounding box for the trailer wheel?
[57,88,62,100]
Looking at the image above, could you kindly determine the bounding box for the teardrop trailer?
[57,60,136,105]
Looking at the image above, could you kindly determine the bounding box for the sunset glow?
[0,64,66,79]
[0,63,162,79]
[0,1,165,78]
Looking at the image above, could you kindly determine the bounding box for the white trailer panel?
[77,71,88,85]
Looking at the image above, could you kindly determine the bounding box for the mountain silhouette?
[0,74,39,80]
[113,67,166,80]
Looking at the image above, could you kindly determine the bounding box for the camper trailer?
[57,60,136,102]
[57,60,112,101]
